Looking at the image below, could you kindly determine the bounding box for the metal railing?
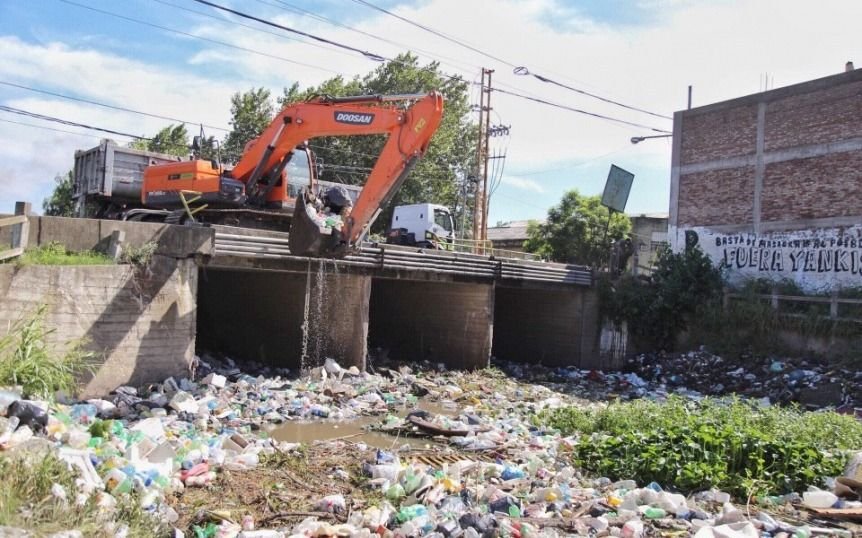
[212,231,591,286]
[0,202,30,262]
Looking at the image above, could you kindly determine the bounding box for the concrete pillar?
[493,286,601,368]
[305,271,371,371]
[369,279,493,369]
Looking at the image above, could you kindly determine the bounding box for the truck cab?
[387,203,455,248]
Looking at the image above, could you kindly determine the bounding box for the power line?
[256,0,481,74]
[0,80,230,132]
[56,0,341,74]
[493,87,671,133]
[152,0,360,61]
[58,0,664,133]
[513,66,671,120]
[0,117,119,140]
[349,0,516,68]
[190,0,387,62]
[0,105,150,139]
[350,0,669,122]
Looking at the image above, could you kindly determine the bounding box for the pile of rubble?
[0,354,859,537]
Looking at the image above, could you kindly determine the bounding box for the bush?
[539,397,862,497]
[601,245,724,351]
[0,306,95,400]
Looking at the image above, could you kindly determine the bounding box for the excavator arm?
[232,92,444,257]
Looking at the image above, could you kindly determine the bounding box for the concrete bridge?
[0,213,609,395]
[204,227,598,371]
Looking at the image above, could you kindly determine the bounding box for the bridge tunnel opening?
[492,285,597,368]
[368,278,493,370]
[196,266,369,372]
[196,268,306,370]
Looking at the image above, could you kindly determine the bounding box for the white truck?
[385,203,455,249]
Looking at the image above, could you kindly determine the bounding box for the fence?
[724,289,862,322]
[0,202,30,262]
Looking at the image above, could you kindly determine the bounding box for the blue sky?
[0,0,859,223]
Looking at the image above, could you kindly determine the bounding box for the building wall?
[669,68,862,292]
[629,215,668,274]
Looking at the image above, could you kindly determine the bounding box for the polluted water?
[267,400,455,449]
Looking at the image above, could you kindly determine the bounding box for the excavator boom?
[233,92,444,257]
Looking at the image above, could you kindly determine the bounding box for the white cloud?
[0,0,860,215]
[500,176,545,193]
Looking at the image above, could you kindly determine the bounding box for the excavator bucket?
[289,189,344,257]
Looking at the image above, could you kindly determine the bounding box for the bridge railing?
[212,230,592,286]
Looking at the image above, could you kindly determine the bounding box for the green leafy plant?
[600,245,724,351]
[539,397,862,497]
[119,241,157,267]
[0,305,96,400]
[12,242,113,266]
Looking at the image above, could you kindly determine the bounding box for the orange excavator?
[139,92,444,257]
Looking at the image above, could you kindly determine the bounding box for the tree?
[128,124,190,157]
[43,171,75,217]
[222,88,275,163]
[279,53,478,233]
[524,190,631,266]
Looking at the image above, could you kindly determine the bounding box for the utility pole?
[472,68,493,249]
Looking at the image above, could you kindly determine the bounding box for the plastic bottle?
[105,469,133,494]
[70,404,98,423]
[396,504,428,523]
[622,519,644,538]
[501,466,526,480]
[803,490,837,509]
[643,507,666,519]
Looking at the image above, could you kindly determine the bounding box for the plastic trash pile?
[0,354,858,537]
[496,351,862,411]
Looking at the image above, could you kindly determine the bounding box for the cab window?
[434,209,453,232]
[286,149,312,197]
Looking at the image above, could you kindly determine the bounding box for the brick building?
[668,66,862,291]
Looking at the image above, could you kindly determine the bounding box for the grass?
[0,305,96,400]
[538,396,862,498]
[13,241,113,266]
[120,241,157,267]
[0,451,166,536]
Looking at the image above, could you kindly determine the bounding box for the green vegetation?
[0,451,164,536]
[524,190,631,267]
[120,241,158,267]
[540,397,862,497]
[13,242,113,266]
[601,245,724,351]
[43,171,76,217]
[0,306,95,400]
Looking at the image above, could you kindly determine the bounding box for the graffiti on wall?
[682,226,862,291]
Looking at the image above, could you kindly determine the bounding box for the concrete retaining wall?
[0,259,197,397]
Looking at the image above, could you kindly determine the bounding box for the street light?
[631,134,673,144]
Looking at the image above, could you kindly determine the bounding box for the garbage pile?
[0,354,858,537]
[626,351,862,409]
[495,352,862,410]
